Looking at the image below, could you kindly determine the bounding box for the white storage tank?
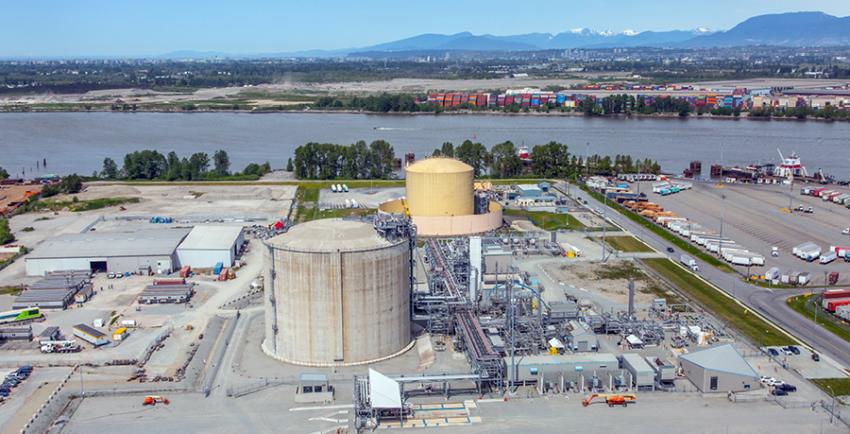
[263,218,411,366]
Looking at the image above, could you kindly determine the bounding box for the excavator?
[143,395,170,406]
[582,393,636,408]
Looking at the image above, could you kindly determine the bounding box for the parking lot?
[637,181,850,284]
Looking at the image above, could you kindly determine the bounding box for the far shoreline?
[0,107,847,123]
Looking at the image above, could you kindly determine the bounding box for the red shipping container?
[154,278,185,286]
[827,299,850,312]
[823,289,850,299]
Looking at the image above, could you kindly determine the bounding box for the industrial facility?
[262,217,414,366]
[25,228,191,276]
[378,157,502,236]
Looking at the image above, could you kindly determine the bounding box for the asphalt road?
[559,182,850,371]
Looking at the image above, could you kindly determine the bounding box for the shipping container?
[826,299,850,312]
[823,289,850,299]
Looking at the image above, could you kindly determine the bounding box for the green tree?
[101,158,118,179]
[188,152,210,178]
[368,140,395,179]
[0,166,8,180]
[164,151,182,181]
[530,141,571,178]
[59,174,83,194]
[439,142,455,158]
[489,141,523,178]
[455,140,489,177]
[213,149,230,176]
[0,218,13,245]
[286,158,294,172]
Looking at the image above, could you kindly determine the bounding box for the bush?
[0,218,13,244]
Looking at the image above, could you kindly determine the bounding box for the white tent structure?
[368,368,402,408]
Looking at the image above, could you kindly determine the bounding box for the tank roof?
[266,218,401,252]
[406,157,472,174]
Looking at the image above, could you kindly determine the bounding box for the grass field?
[27,197,140,213]
[503,209,584,231]
[0,286,23,296]
[786,294,850,344]
[606,235,654,252]
[811,378,850,398]
[579,184,734,273]
[642,258,794,347]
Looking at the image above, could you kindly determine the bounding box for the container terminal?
[0,160,847,433]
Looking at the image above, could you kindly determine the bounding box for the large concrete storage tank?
[262,218,412,366]
[406,157,474,216]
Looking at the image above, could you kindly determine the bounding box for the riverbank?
[3,104,849,123]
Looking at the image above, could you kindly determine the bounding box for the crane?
[582,393,637,407]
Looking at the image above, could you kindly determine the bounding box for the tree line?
[434,140,660,178]
[98,150,271,181]
[292,140,396,180]
[290,139,660,180]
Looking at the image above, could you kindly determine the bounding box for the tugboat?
[774,149,808,178]
[517,145,530,161]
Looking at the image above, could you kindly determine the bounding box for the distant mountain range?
[160,12,850,59]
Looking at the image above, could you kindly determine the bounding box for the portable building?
[0,326,33,341]
[645,356,676,383]
[505,353,619,383]
[621,353,655,389]
[73,324,108,346]
[176,225,245,269]
[112,327,128,341]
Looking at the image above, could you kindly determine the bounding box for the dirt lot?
[0,184,41,212]
[67,183,296,223]
[541,259,664,307]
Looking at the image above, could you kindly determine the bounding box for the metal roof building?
[679,344,760,393]
[25,228,190,276]
[176,225,245,268]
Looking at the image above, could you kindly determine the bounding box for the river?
[1,112,848,179]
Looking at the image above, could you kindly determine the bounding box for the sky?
[3,0,850,57]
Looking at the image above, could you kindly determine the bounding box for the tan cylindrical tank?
[406,157,474,217]
[262,218,411,366]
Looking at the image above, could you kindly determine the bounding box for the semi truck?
[40,340,81,353]
[679,255,699,271]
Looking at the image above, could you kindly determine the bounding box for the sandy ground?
[542,260,657,307]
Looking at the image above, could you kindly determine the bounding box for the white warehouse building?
[25,228,191,276]
[176,225,245,268]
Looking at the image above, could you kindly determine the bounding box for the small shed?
[295,373,334,403]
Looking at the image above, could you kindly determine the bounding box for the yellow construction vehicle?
[582,393,636,407]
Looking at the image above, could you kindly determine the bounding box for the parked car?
[759,376,775,385]
[843,228,850,235]
[767,348,780,357]
[778,384,797,392]
[782,347,794,356]
[788,346,800,355]
[771,388,788,396]
[768,379,785,387]
[812,352,820,362]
